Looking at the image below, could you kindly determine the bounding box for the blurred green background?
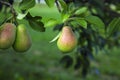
[0,4,120,80]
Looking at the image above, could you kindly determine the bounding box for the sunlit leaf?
[45,0,55,7]
[17,12,28,20]
[62,14,70,22]
[45,18,58,27]
[49,32,61,43]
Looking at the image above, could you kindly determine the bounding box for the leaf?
[28,20,45,32]
[0,12,6,25]
[0,12,12,25]
[26,13,45,32]
[58,0,67,11]
[85,15,105,28]
[85,15,105,35]
[53,23,64,31]
[76,19,87,28]
[70,19,87,29]
[62,14,70,22]
[45,0,55,7]
[74,7,88,15]
[17,12,28,20]
[74,56,82,70]
[60,55,73,68]
[19,0,35,10]
[49,32,61,43]
[107,17,120,38]
[45,18,58,27]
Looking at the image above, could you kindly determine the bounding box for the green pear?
[57,26,77,53]
[0,23,16,49]
[13,24,31,52]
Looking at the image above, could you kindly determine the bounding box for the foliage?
[0,0,120,78]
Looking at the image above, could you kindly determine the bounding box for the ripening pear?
[57,26,77,53]
[13,24,31,52]
[0,23,16,49]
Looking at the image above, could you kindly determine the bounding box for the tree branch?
[0,0,17,21]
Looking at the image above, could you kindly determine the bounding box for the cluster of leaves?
[0,0,45,32]
[0,0,120,77]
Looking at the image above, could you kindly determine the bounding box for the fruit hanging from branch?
[0,23,16,49]
[57,26,77,53]
[13,24,32,52]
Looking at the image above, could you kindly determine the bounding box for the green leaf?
[19,0,35,10]
[26,13,45,32]
[45,18,58,27]
[45,0,55,7]
[0,15,12,25]
[74,7,88,15]
[85,15,105,28]
[49,32,61,43]
[85,15,105,36]
[76,19,87,29]
[0,13,6,25]
[58,0,67,11]
[17,12,28,20]
[28,20,45,32]
[70,18,87,29]
[62,14,70,22]
[107,17,120,38]
[68,3,75,14]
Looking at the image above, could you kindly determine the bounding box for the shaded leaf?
[70,19,87,28]
[85,15,105,28]
[106,17,120,38]
[53,23,64,31]
[19,0,35,10]
[74,56,82,70]
[27,13,45,32]
[58,0,67,11]
[60,55,73,68]
[28,20,45,32]
[68,2,75,14]
[0,12,6,25]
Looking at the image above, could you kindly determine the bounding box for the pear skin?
[13,24,31,52]
[57,26,77,53]
[0,23,16,49]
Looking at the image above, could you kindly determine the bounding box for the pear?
[13,24,31,52]
[0,23,16,49]
[57,26,77,53]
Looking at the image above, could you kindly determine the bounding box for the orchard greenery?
[0,0,120,77]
